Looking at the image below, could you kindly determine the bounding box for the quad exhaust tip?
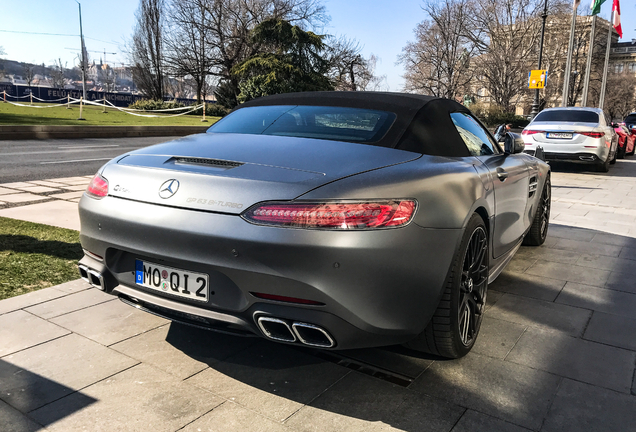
[292,322,335,348]
[256,316,335,348]
[78,264,105,291]
[257,317,297,343]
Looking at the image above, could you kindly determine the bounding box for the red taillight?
[578,131,605,139]
[86,174,108,199]
[522,129,543,136]
[242,200,417,229]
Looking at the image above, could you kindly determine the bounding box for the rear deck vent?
[175,157,243,169]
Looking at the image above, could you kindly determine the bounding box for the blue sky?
[1,0,634,91]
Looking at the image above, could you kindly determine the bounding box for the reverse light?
[522,129,543,136]
[86,173,108,199]
[578,131,605,139]
[242,200,417,229]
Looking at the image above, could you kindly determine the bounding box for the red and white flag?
[613,0,622,38]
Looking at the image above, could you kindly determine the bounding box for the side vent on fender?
[529,176,538,198]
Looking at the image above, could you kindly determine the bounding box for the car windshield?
[625,114,636,124]
[208,105,396,144]
[533,110,599,123]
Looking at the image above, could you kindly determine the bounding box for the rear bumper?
[524,150,603,164]
[78,194,462,350]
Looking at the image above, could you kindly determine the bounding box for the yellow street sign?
[528,69,547,89]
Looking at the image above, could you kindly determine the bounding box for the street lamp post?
[76,1,87,101]
[530,0,549,119]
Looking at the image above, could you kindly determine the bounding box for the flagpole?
[581,15,597,106]
[598,10,613,110]
[562,10,578,106]
[530,0,549,119]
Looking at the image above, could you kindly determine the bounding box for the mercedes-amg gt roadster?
[78,92,551,359]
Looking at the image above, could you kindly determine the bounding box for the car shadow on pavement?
[0,234,83,260]
[549,158,636,177]
[0,359,97,431]
[155,222,636,432]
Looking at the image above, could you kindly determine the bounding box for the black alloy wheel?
[523,176,551,246]
[539,181,551,241]
[458,225,488,347]
[405,213,489,358]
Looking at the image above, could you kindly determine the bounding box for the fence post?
[3,91,5,103]
[30,93,33,105]
[102,94,107,113]
[78,97,85,121]
[66,94,71,109]
[201,101,207,122]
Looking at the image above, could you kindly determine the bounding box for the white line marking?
[40,158,113,165]
[57,145,120,149]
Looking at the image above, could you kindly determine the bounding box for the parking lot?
[1,159,636,432]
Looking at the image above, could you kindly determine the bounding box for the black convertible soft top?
[240,91,474,157]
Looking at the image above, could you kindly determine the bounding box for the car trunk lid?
[102,133,420,214]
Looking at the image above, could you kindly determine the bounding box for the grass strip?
[0,102,220,126]
[0,216,83,300]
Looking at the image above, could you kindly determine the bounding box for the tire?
[405,213,488,359]
[617,144,626,159]
[610,147,617,164]
[597,155,610,172]
[628,143,635,156]
[523,176,551,246]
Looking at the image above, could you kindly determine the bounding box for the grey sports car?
[78,92,550,359]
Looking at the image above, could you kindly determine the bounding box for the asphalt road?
[0,137,179,183]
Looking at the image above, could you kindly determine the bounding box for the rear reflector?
[83,249,104,261]
[251,292,325,305]
[242,200,416,229]
[578,131,605,139]
[86,174,108,199]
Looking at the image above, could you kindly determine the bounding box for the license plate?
[135,260,209,302]
[546,132,572,139]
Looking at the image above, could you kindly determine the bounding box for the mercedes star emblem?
[159,179,180,199]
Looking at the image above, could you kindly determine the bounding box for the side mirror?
[504,132,525,154]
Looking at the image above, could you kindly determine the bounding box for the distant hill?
[0,59,80,80]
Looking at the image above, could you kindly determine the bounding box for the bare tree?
[200,0,328,107]
[130,0,166,100]
[326,36,387,91]
[164,0,217,103]
[399,0,475,99]
[22,64,35,87]
[463,0,546,111]
[603,71,636,122]
[51,59,66,89]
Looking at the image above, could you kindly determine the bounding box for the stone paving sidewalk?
[0,176,91,230]
[0,176,92,207]
[2,162,636,432]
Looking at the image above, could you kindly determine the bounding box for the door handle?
[496,168,508,181]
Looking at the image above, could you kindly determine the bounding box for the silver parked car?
[78,92,551,359]
[521,107,618,172]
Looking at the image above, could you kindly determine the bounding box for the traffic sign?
[528,69,547,89]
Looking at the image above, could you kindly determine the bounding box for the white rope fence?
[1,90,209,121]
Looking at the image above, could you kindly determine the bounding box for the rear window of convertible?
[207,105,396,144]
[533,110,599,123]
